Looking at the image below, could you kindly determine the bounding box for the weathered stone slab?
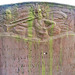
[0,31,75,75]
[0,2,75,75]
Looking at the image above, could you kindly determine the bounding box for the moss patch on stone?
[49,37,53,75]
[42,50,45,75]
[28,7,34,38]
[28,41,32,75]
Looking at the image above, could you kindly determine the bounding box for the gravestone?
[0,2,75,75]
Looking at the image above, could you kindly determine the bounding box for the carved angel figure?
[0,3,71,40]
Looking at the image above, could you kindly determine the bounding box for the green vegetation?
[12,5,18,21]
[59,38,63,66]
[28,41,32,75]
[37,39,41,45]
[38,44,41,75]
[49,37,53,75]
[14,35,21,41]
[6,8,12,22]
[45,5,50,19]
[38,5,43,19]
[56,65,59,71]
[23,38,29,42]
[28,7,34,38]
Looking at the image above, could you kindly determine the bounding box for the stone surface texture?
[0,2,75,75]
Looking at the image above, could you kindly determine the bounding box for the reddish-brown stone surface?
[0,2,75,75]
[0,32,75,75]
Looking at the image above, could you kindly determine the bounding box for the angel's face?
[34,8,42,19]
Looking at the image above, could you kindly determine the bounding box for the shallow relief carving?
[0,3,75,75]
[0,3,73,40]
